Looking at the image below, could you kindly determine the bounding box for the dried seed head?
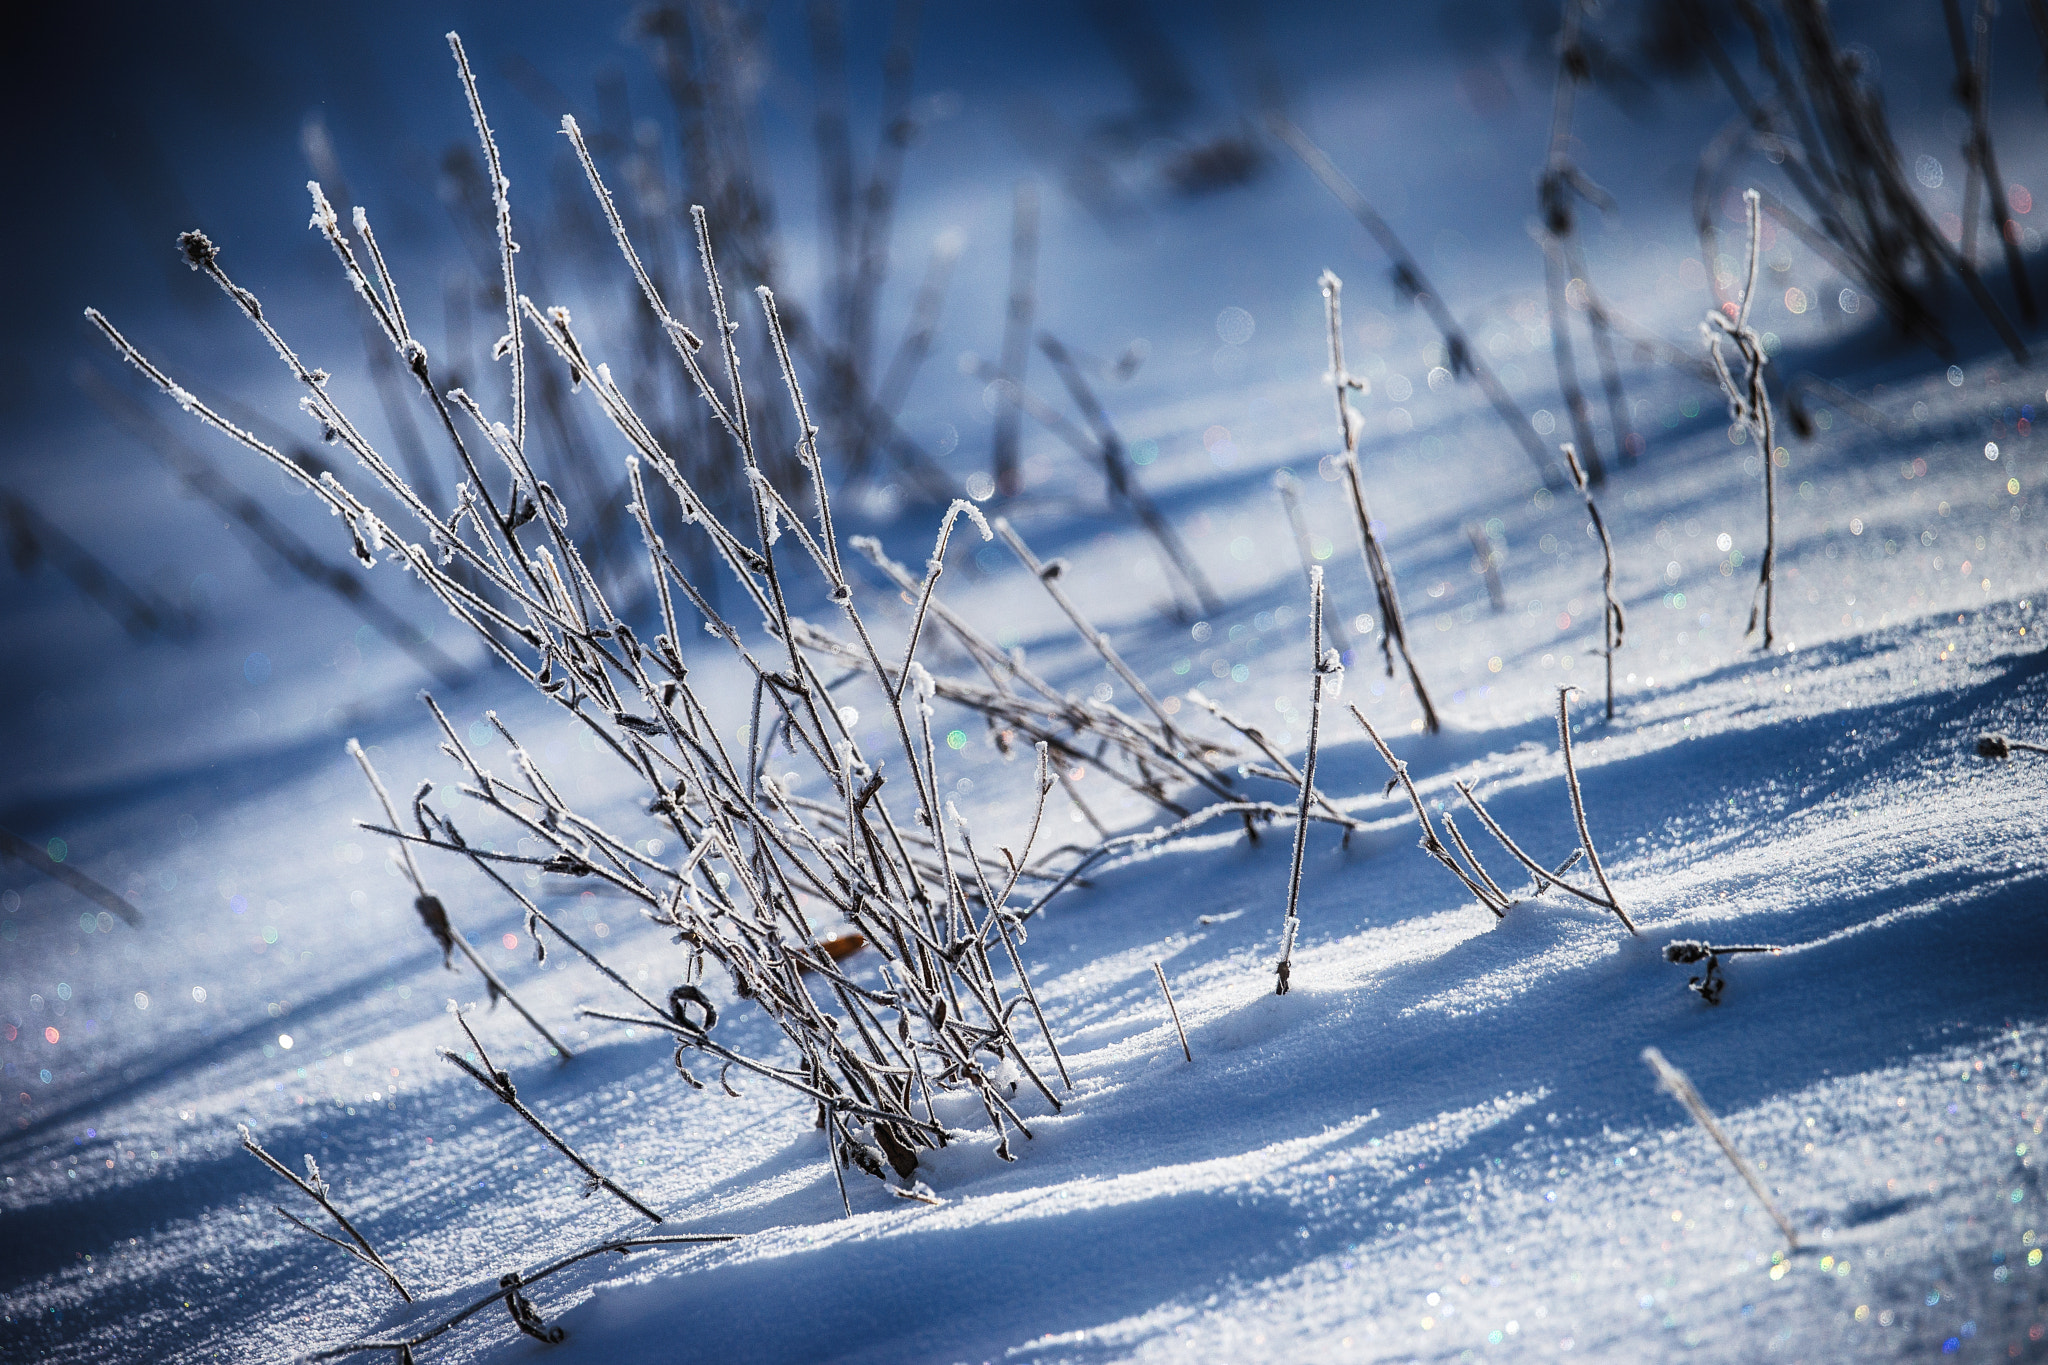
[1977,732,2013,759]
[178,230,219,270]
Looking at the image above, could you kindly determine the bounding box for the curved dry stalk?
[1349,705,1509,917]
[1553,687,1631,932]
[302,1232,738,1361]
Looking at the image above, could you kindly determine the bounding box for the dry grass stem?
[1275,470,1355,652]
[1642,1046,1799,1249]
[347,740,570,1057]
[1353,688,1634,933]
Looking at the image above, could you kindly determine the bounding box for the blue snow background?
[3,2,2047,1361]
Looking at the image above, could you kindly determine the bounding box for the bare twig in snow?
[239,1124,411,1302]
[1276,565,1341,995]
[347,740,570,1057]
[1271,116,1565,486]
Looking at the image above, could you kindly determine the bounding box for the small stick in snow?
[1661,940,1780,1005]
[1276,565,1341,995]
[440,1006,664,1223]
[1153,961,1192,1063]
[1977,732,2048,759]
[1642,1046,1798,1249]
[239,1124,411,1302]
[1702,189,1779,651]
[1561,443,1624,719]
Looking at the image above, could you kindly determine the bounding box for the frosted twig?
[1551,687,1633,933]
[238,1124,410,1302]
[1276,565,1340,995]
[448,32,525,454]
[1702,189,1778,651]
[1351,706,1511,917]
[1153,962,1192,1063]
[1562,443,1624,719]
[1272,115,1564,486]
[1642,1046,1798,1248]
[894,499,992,701]
[1184,690,1361,833]
[1038,330,1221,617]
[993,517,1210,766]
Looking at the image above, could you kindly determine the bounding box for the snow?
[6,9,2048,1364]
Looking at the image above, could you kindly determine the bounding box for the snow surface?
[6,10,2048,1364]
